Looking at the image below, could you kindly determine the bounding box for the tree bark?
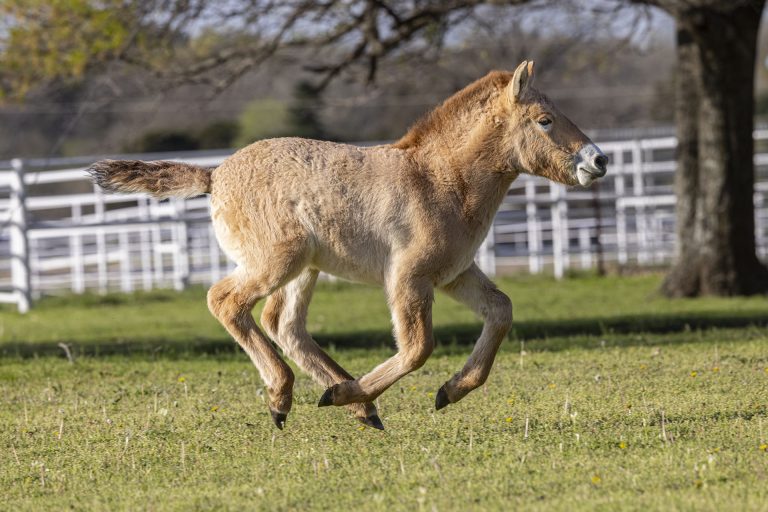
[661,2,768,297]
[660,22,701,296]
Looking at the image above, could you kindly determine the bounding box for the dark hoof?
[435,385,451,411]
[270,410,287,430]
[359,414,385,431]
[318,387,334,407]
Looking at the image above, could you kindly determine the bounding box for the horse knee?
[489,291,513,333]
[207,280,232,320]
[207,277,258,327]
[402,341,434,372]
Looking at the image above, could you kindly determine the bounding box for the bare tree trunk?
[661,2,768,296]
[660,23,701,296]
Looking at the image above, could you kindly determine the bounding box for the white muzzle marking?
[575,143,608,187]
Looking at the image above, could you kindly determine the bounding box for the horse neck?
[409,115,516,228]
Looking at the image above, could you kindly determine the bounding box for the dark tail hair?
[87,159,212,199]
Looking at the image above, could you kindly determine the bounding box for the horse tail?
[87,159,212,199]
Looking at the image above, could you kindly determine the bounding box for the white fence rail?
[2,134,768,312]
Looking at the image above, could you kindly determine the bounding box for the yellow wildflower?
[505,417,513,423]
[759,443,767,452]
[591,474,602,485]
[178,376,186,383]
[690,371,697,378]
[619,441,627,449]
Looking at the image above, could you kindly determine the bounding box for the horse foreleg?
[436,264,512,409]
[317,274,434,407]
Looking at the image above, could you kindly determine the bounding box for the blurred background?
[0,2,722,157]
[1,0,768,311]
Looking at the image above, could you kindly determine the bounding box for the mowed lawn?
[1,274,768,511]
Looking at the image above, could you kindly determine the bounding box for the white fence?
[2,134,768,313]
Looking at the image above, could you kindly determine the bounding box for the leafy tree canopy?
[0,0,138,100]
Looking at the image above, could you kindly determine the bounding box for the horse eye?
[538,118,552,127]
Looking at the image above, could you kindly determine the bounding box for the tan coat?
[89,61,607,430]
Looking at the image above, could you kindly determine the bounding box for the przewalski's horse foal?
[89,61,607,430]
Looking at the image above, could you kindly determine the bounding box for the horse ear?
[509,60,530,103]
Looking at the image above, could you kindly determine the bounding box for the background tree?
[287,81,326,140]
[629,0,768,296]
[0,0,135,100]
[197,120,240,150]
[126,129,200,153]
[235,99,292,147]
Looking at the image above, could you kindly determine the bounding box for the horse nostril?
[594,154,608,171]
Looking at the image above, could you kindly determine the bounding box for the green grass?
[1,274,768,510]
[2,274,767,355]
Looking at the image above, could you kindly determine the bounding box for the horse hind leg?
[207,256,306,429]
[264,269,383,430]
[261,288,285,341]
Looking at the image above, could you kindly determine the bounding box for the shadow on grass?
[2,309,767,359]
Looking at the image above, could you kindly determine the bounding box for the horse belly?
[311,235,388,285]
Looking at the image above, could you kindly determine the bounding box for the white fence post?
[633,140,649,264]
[477,226,496,277]
[138,197,153,291]
[550,182,566,279]
[9,158,31,313]
[70,203,85,293]
[172,198,190,291]
[119,230,132,293]
[526,179,542,273]
[615,148,628,265]
[579,228,592,269]
[560,190,570,272]
[93,184,108,294]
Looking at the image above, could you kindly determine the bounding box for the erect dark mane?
[393,70,513,150]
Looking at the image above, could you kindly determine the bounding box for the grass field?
[1,274,768,510]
